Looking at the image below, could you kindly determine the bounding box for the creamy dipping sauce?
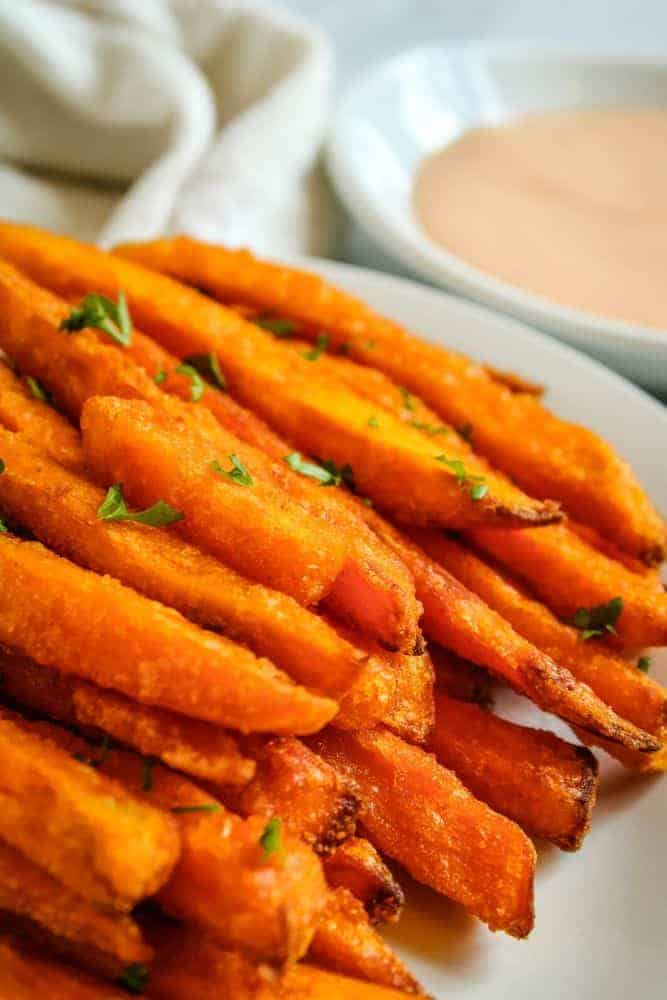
[414,109,667,329]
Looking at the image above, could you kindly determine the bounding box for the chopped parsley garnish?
[360,497,373,507]
[141,757,155,792]
[260,817,284,861]
[153,369,167,385]
[118,963,149,994]
[321,459,355,491]
[457,422,474,443]
[181,352,226,391]
[284,452,339,486]
[97,484,184,527]
[302,333,329,361]
[362,339,376,350]
[211,454,253,487]
[26,376,50,403]
[367,415,379,428]
[171,803,222,815]
[174,362,205,402]
[60,292,132,346]
[0,459,4,473]
[75,734,110,769]
[435,455,488,501]
[255,315,296,338]
[569,597,623,640]
[399,386,414,412]
[637,655,652,673]
[410,420,448,436]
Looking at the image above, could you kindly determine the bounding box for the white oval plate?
[326,43,667,395]
[301,256,666,1000]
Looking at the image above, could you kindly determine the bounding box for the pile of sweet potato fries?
[0,222,664,998]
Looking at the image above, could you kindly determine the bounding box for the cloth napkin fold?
[0,0,336,255]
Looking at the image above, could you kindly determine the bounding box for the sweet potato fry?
[421,532,667,769]
[323,838,404,924]
[469,523,667,650]
[0,935,131,1000]
[12,718,327,965]
[115,234,664,563]
[308,888,422,994]
[431,692,598,850]
[379,648,435,745]
[311,726,536,937]
[223,736,359,855]
[0,708,179,910]
[0,428,371,709]
[0,224,559,529]
[0,533,337,734]
[0,840,152,977]
[366,515,659,752]
[0,361,83,471]
[0,650,254,786]
[144,921,422,1000]
[431,645,495,704]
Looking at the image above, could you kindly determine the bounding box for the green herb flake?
[182,352,226,391]
[284,452,338,486]
[569,597,624,640]
[0,519,7,534]
[410,420,448,436]
[367,415,379,428]
[97,483,184,527]
[435,455,488,501]
[260,816,284,861]
[399,386,414,412]
[171,803,222,815]
[211,454,253,487]
[25,376,50,403]
[153,369,168,385]
[321,459,355,491]
[362,339,376,350]
[118,963,149,994]
[637,656,652,673]
[360,497,373,507]
[60,292,133,347]
[175,362,205,402]
[255,315,296,338]
[457,422,474,443]
[0,459,4,474]
[302,333,329,361]
[141,757,155,792]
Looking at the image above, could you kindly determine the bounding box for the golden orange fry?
[0,708,179,911]
[308,888,422,994]
[0,935,131,1000]
[0,650,255,786]
[311,726,536,938]
[367,515,659,752]
[323,838,404,925]
[115,234,665,563]
[0,361,83,471]
[0,840,152,977]
[0,533,337,734]
[431,692,599,850]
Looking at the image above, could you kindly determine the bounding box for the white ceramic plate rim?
[326,41,667,353]
[287,254,666,1000]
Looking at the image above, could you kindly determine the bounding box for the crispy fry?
[0,935,131,1000]
[323,838,404,924]
[114,234,665,563]
[311,726,536,937]
[380,648,435,745]
[431,645,495,704]
[367,515,659,752]
[223,736,359,855]
[0,428,371,709]
[0,533,337,733]
[0,224,560,529]
[13,718,326,965]
[308,888,422,994]
[0,708,179,910]
[469,522,667,649]
[431,692,598,850]
[421,532,667,769]
[144,921,422,1000]
[0,840,152,977]
[0,650,254,786]
[0,361,83,471]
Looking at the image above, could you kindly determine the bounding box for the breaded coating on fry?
[323,838,404,925]
[311,726,536,938]
[0,361,83,471]
[0,534,337,734]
